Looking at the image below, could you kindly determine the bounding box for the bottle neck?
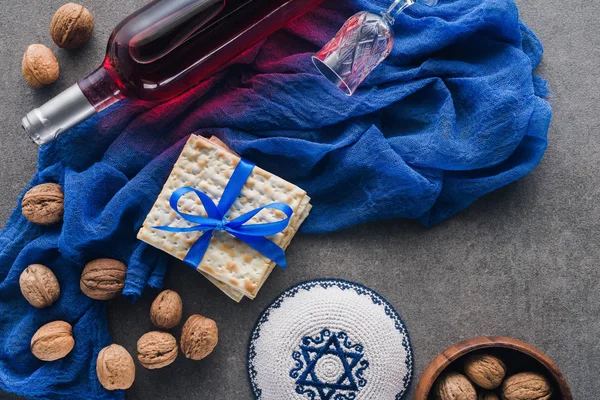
[21,65,124,146]
[22,84,97,145]
[78,64,124,112]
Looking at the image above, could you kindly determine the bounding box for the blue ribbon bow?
[153,159,294,269]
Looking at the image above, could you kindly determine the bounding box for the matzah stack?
[137,135,311,302]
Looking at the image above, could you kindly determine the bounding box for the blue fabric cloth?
[0,0,550,398]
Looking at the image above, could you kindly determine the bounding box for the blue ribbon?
[152,158,294,269]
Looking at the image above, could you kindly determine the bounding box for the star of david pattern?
[290,329,369,400]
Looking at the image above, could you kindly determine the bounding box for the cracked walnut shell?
[50,3,94,49]
[96,344,135,390]
[31,320,74,361]
[80,259,127,300]
[434,372,477,400]
[180,314,218,360]
[137,331,178,369]
[21,183,64,225]
[19,264,60,308]
[22,45,59,88]
[501,372,552,400]
[464,353,506,389]
[150,290,183,329]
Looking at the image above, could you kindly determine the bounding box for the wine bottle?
[22,0,324,145]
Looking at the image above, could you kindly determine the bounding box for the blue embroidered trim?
[296,385,317,399]
[355,360,369,388]
[247,278,414,400]
[290,350,305,379]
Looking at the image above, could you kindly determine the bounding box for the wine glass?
[312,0,439,96]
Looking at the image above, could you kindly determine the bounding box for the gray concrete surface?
[0,0,597,399]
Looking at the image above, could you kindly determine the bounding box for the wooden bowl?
[415,336,572,399]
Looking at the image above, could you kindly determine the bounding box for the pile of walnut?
[434,353,553,400]
[20,182,219,392]
[22,3,94,88]
[97,289,219,391]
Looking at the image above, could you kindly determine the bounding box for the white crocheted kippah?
[248,279,413,400]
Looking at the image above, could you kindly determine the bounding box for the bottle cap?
[22,84,96,146]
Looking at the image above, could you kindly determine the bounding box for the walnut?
[137,331,178,369]
[80,259,127,300]
[150,290,183,329]
[96,344,135,390]
[434,372,477,400]
[180,314,218,360]
[464,353,506,389]
[50,3,94,49]
[22,45,59,88]
[19,264,60,308]
[21,183,64,225]
[478,392,500,400]
[30,321,74,361]
[501,372,552,400]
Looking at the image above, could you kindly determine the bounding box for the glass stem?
[383,0,415,24]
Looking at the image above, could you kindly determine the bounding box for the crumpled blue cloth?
[0,0,550,398]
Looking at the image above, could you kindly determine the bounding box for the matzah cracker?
[198,138,311,302]
[246,201,312,299]
[205,196,311,302]
[138,135,308,298]
[209,136,239,156]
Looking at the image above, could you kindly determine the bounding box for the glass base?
[312,56,352,96]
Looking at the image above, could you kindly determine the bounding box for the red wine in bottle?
[23,0,325,145]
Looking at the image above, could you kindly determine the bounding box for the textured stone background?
[0,0,597,399]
